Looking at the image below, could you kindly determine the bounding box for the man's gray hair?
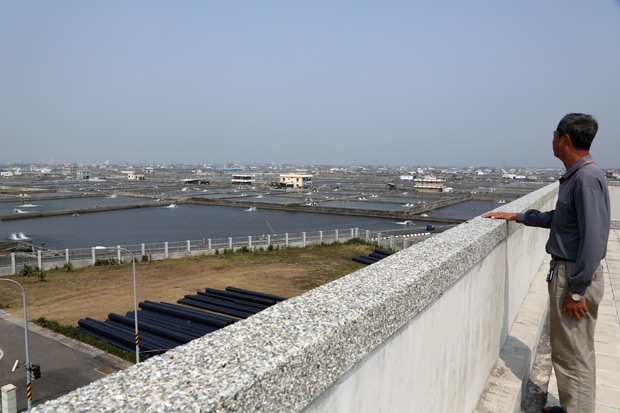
[557,113,598,150]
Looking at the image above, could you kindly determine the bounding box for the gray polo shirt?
[516,155,610,294]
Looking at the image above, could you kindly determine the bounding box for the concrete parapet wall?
[35,184,559,412]
[609,181,620,224]
[305,184,556,412]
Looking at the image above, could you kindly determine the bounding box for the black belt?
[552,255,575,262]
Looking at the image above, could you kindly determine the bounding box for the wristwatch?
[570,292,584,301]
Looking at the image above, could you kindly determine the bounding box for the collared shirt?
[516,155,610,294]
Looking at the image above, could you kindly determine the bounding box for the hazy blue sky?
[1,1,619,168]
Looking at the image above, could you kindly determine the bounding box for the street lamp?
[1,278,34,411]
[94,246,140,364]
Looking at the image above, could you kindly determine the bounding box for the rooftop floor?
[545,229,620,412]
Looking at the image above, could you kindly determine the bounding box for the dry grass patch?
[0,242,374,326]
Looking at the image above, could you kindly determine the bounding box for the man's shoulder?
[575,163,608,190]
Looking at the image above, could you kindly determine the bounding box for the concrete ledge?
[35,184,559,412]
[474,255,550,412]
[609,182,620,223]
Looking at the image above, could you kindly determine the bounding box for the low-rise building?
[280,173,312,189]
[232,175,254,186]
[182,178,209,185]
[77,170,91,180]
[413,176,445,192]
[63,164,77,176]
[128,172,145,181]
[606,170,619,180]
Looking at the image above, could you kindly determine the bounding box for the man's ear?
[562,133,573,149]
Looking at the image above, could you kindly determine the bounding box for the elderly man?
[483,113,610,413]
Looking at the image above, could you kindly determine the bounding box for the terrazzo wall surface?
[36,184,560,412]
[609,182,620,223]
[305,185,557,412]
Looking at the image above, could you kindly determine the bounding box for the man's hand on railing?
[482,212,517,221]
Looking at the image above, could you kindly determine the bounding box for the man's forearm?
[517,209,553,228]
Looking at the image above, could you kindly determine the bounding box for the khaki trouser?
[548,258,605,413]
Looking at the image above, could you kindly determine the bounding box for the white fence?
[0,227,431,276]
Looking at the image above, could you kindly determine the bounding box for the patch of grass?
[18,264,49,281]
[33,317,141,363]
[0,241,374,352]
[94,258,117,266]
[19,264,35,277]
[343,237,374,246]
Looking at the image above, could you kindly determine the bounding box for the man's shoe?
[542,407,563,413]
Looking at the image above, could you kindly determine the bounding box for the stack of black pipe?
[179,287,286,319]
[352,249,393,265]
[78,286,287,358]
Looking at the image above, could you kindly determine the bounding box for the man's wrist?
[570,291,585,301]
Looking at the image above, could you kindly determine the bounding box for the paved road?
[0,311,130,412]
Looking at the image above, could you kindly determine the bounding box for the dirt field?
[0,243,374,326]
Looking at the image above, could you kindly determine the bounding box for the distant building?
[502,174,526,180]
[413,176,445,192]
[232,175,254,186]
[63,164,77,177]
[77,170,91,180]
[182,178,209,185]
[145,167,155,174]
[127,172,145,181]
[1,171,14,177]
[606,170,620,180]
[280,173,312,189]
